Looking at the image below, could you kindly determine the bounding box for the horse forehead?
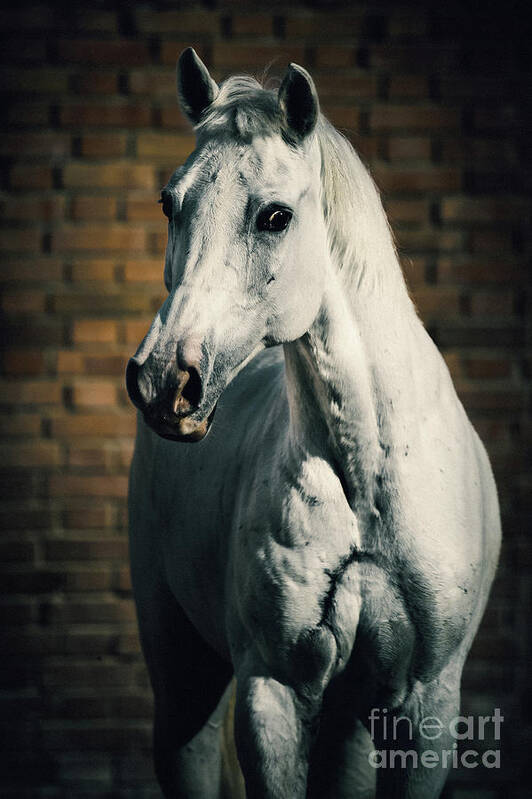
[174,137,307,214]
[247,136,298,174]
[202,136,302,188]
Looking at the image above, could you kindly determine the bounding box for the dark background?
[1,1,530,796]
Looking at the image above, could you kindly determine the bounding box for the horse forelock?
[196,75,282,141]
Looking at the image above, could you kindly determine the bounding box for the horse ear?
[177,47,219,124]
[278,63,319,142]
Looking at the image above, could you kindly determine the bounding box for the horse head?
[126,48,329,441]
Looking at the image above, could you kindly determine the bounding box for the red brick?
[47,599,136,625]
[389,11,428,37]
[79,134,128,158]
[0,68,69,93]
[66,445,108,469]
[72,320,118,344]
[70,196,118,221]
[388,137,431,161]
[70,260,116,282]
[159,105,194,130]
[401,256,427,286]
[1,441,61,468]
[115,565,132,592]
[73,70,119,95]
[73,10,118,33]
[123,259,163,283]
[323,106,360,131]
[43,662,135,689]
[212,43,305,70]
[43,721,151,751]
[2,349,46,376]
[2,568,64,594]
[56,351,85,375]
[160,42,209,68]
[370,105,460,132]
[388,75,429,98]
[0,229,43,254]
[374,166,461,193]
[45,535,129,557]
[7,101,50,127]
[136,132,196,164]
[0,539,36,562]
[51,413,135,438]
[2,290,46,314]
[0,380,61,406]
[124,320,151,344]
[438,257,524,284]
[314,73,378,100]
[370,43,461,72]
[0,196,66,223]
[463,358,512,380]
[316,45,355,69]
[0,599,37,624]
[441,196,529,224]
[129,68,176,97]
[470,230,513,253]
[0,413,42,436]
[396,228,463,252]
[135,9,220,34]
[457,388,523,412]
[125,197,162,222]
[117,631,142,656]
[52,225,146,253]
[0,259,63,283]
[63,163,154,190]
[412,286,461,317]
[353,137,379,162]
[84,354,132,377]
[57,39,149,66]
[71,381,117,408]
[9,165,53,189]
[0,132,71,158]
[234,15,274,36]
[52,292,150,314]
[60,102,151,128]
[385,198,429,224]
[284,13,362,38]
[470,290,514,316]
[63,505,112,529]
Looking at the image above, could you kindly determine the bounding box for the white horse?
[126,48,501,799]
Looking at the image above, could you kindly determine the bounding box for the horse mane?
[197,74,407,299]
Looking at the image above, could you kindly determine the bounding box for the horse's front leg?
[233,636,335,799]
[372,662,463,799]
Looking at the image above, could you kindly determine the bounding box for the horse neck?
[283,220,434,517]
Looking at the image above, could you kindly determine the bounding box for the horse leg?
[306,671,376,799]
[232,648,331,799]
[307,716,375,799]
[134,580,233,799]
[371,666,462,799]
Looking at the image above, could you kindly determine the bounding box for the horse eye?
[159,191,174,220]
[256,206,292,233]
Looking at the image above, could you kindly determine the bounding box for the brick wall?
[1,2,530,797]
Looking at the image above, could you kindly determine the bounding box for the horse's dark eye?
[159,191,173,220]
[256,206,292,233]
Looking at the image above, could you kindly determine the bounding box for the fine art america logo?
[368,708,503,769]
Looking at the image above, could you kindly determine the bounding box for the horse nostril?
[126,358,146,410]
[172,366,202,416]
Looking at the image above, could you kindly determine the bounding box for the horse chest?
[230,459,365,684]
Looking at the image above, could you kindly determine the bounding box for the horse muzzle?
[126,357,216,443]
